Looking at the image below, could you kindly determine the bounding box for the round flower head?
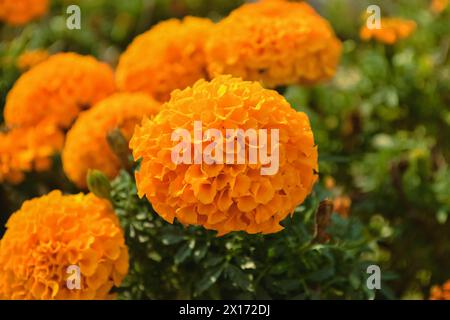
[430,280,450,300]
[116,16,214,102]
[0,0,48,25]
[4,52,116,129]
[0,191,129,300]
[359,18,416,44]
[206,0,342,87]
[130,76,318,236]
[63,93,161,188]
[0,122,64,184]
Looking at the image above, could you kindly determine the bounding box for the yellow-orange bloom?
[130,76,318,236]
[430,0,448,13]
[0,0,48,25]
[430,280,450,300]
[63,93,161,188]
[116,16,214,102]
[4,52,116,129]
[0,122,64,184]
[333,195,351,218]
[16,49,49,71]
[0,191,129,300]
[206,0,342,88]
[360,18,417,44]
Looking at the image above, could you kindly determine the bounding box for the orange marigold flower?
[0,190,129,300]
[430,0,449,13]
[116,16,214,102]
[324,176,336,190]
[430,280,450,300]
[16,49,49,71]
[130,75,318,236]
[63,93,161,188]
[0,0,48,25]
[4,52,116,129]
[205,0,342,88]
[359,18,417,44]
[0,122,64,184]
[333,195,351,218]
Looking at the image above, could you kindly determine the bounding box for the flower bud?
[87,169,111,200]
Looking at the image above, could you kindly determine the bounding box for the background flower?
[430,280,450,300]
[0,0,48,25]
[63,93,161,188]
[116,16,214,102]
[16,49,49,71]
[0,190,129,300]
[0,121,64,184]
[4,52,116,129]
[206,0,342,87]
[359,18,417,44]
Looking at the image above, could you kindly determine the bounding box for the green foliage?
[111,171,384,300]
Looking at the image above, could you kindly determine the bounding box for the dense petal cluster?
[63,93,161,188]
[360,18,417,44]
[206,0,342,88]
[4,52,116,129]
[430,280,450,300]
[0,122,64,184]
[130,76,318,235]
[116,16,214,102]
[0,0,48,25]
[0,191,129,300]
[16,49,49,71]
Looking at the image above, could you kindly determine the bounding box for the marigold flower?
[0,0,48,25]
[4,52,116,129]
[323,176,351,218]
[16,49,49,71]
[130,76,318,235]
[359,18,417,44]
[205,0,342,88]
[333,195,351,218]
[116,16,214,102]
[430,0,448,13]
[0,122,64,184]
[0,191,129,300]
[324,176,336,190]
[430,280,450,300]
[63,93,161,188]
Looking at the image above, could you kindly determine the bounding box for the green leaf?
[161,232,185,245]
[193,242,209,262]
[204,256,224,268]
[225,265,254,292]
[306,264,335,282]
[195,264,225,296]
[174,239,195,264]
